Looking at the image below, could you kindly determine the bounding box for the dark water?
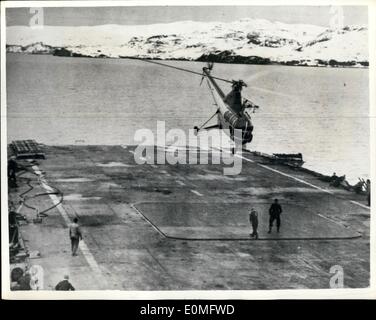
[6,54,369,182]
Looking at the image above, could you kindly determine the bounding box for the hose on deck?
[16,162,64,218]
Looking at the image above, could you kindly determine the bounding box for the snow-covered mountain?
[6,19,369,67]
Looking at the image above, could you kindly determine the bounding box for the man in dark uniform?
[268,199,282,233]
[55,275,75,291]
[249,208,259,239]
[69,217,83,256]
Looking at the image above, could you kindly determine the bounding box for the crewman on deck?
[55,275,75,291]
[69,218,83,256]
[268,199,283,233]
[16,270,32,290]
[366,179,371,207]
[249,208,259,239]
[8,156,18,188]
[9,210,19,246]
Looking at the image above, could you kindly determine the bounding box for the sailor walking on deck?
[268,199,283,234]
[69,218,83,256]
[249,208,259,239]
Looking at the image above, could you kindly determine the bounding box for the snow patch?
[6,19,368,67]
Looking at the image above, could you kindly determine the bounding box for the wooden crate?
[10,140,45,159]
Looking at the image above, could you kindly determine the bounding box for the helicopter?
[137,59,260,152]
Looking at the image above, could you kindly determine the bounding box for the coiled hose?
[16,162,64,218]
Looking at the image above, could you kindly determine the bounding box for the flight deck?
[8,145,370,290]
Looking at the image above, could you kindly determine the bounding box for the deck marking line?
[215,147,328,193]
[350,200,370,210]
[130,204,167,238]
[216,148,369,211]
[213,147,255,163]
[31,165,106,280]
[317,213,346,227]
[191,189,203,197]
[16,203,24,214]
[227,150,334,194]
[253,158,369,210]
[257,163,334,195]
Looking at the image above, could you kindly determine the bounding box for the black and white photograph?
[1,0,375,299]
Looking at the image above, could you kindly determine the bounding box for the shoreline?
[6,50,369,69]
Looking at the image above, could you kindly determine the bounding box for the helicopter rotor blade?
[134,57,234,84]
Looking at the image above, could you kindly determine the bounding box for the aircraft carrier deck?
[8,145,370,290]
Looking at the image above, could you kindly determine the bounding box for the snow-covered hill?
[6,19,369,67]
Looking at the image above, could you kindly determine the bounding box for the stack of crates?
[10,140,45,159]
